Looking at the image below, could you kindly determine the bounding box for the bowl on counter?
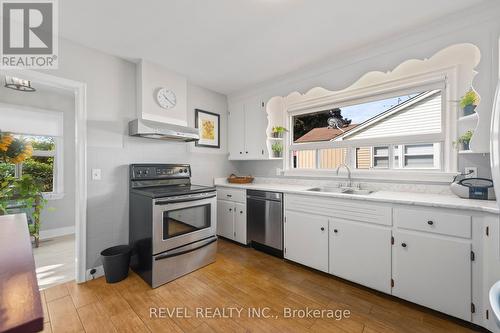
[227,174,254,184]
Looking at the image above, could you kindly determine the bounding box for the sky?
[340,93,419,124]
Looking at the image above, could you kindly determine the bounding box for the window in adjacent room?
[0,106,63,195]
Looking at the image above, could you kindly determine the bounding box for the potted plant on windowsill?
[271,126,287,138]
[271,142,283,158]
[454,130,474,151]
[460,90,479,117]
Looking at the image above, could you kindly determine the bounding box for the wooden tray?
[227,174,254,184]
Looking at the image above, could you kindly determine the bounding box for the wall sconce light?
[4,75,36,92]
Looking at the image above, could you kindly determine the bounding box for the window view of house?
[291,90,442,170]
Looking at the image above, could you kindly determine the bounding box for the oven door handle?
[155,194,216,205]
[154,237,217,261]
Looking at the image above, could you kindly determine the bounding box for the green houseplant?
[271,126,288,138]
[0,173,48,247]
[454,130,474,151]
[0,130,47,247]
[0,174,47,247]
[460,90,479,116]
[271,142,283,158]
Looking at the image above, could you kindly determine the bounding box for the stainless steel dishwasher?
[246,190,283,257]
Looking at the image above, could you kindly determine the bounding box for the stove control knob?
[184,169,188,173]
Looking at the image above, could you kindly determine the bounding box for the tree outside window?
[0,135,56,193]
[22,136,56,193]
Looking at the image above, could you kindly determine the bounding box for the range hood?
[129,119,199,142]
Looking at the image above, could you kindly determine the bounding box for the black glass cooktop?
[131,184,216,199]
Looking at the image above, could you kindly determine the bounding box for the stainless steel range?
[129,164,217,288]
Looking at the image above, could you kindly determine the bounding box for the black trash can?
[101,245,131,283]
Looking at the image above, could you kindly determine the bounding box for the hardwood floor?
[40,239,482,332]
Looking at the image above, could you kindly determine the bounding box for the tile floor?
[33,234,75,290]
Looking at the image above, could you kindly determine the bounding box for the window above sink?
[265,44,482,182]
[291,88,443,172]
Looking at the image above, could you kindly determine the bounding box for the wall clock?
[156,88,177,109]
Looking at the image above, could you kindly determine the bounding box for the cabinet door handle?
[321,227,325,231]
[401,243,407,248]
[239,152,242,154]
[229,208,232,212]
[427,220,434,225]
[246,151,248,154]
[226,194,232,198]
[333,229,338,233]
[240,211,243,214]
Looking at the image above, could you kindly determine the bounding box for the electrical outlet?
[91,168,102,180]
[464,167,477,178]
[86,266,104,280]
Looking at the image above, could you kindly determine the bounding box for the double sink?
[305,165,374,195]
[307,186,374,195]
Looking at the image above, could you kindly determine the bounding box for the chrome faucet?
[336,163,352,188]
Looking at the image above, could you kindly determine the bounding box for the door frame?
[5,69,88,283]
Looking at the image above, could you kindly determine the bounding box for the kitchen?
[1,1,500,333]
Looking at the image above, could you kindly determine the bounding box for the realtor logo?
[1,0,58,68]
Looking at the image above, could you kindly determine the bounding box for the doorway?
[1,69,87,286]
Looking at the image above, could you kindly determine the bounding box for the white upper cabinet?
[244,99,268,159]
[228,102,246,159]
[228,98,268,160]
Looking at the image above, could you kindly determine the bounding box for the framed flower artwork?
[195,109,220,148]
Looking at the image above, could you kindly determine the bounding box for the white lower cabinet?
[234,203,247,244]
[284,211,329,272]
[282,194,480,325]
[216,188,248,245]
[329,218,392,293]
[216,198,248,245]
[217,199,235,240]
[392,230,472,321]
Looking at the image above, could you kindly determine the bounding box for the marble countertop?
[214,180,500,214]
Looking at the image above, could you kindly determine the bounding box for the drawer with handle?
[216,187,246,203]
[394,207,471,238]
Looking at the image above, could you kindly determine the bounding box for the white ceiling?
[60,0,489,95]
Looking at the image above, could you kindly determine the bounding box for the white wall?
[229,4,500,180]
[0,86,76,232]
[187,82,229,156]
[137,60,188,126]
[37,38,235,269]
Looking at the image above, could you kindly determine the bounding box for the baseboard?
[39,226,75,240]
[86,265,104,281]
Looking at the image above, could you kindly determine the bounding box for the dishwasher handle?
[247,196,281,202]
[246,190,282,201]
